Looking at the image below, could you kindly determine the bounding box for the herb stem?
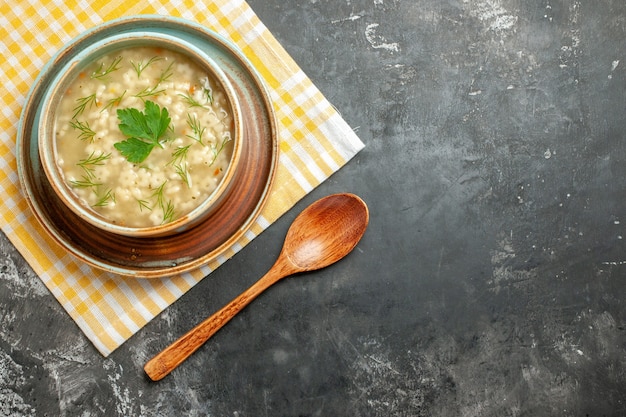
[72,94,98,119]
[76,151,111,179]
[178,91,211,110]
[69,120,96,142]
[70,175,102,189]
[185,113,206,145]
[94,189,115,207]
[151,181,176,224]
[207,133,232,166]
[130,56,163,77]
[91,56,123,80]
[101,90,127,113]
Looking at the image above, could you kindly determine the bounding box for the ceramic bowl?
[17,16,278,277]
[38,31,243,237]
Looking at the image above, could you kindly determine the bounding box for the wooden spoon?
[144,193,369,381]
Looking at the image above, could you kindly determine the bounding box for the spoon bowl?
[144,193,369,381]
[282,193,369,271]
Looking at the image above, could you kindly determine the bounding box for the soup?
[54,46,234,228]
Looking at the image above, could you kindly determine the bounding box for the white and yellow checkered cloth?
[0,0,364,356]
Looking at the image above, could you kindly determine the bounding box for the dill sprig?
[69,120,96,142]
[157,61,175,85]
[133,62,175,100]
[151,181,175,224]
[207,133,232,167]
[169,145,191,166]
[69,175,102,189]
[72,94,97,119]
[70,151,114,207]
[174,163,191,187]
[162,200,175,224]
[202,86,213,105]
[134,85,166,100]
[185,113,206,144]
[168,145,192,188]
[101,90,127,113]
[151,181,167,208]
[91,56,123,80]
[76,151,111,179]
[130,56,163,77]
[79,151,111,165]
[94,189,115,207]
[178,91,211,110]
[137,199,151,212]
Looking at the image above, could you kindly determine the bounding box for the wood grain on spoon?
[144,193,369,381]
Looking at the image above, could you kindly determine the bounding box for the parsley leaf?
[114,101,171,163]
[113,137,155,164]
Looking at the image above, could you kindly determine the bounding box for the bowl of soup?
[38,31,243,237]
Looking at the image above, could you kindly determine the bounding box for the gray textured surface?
[2,0,626,415]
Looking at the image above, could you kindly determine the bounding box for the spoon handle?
[144,264,286,381]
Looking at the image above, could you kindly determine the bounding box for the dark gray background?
[2,0,625,415]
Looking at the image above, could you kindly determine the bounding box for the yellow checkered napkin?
[0,0,364,356]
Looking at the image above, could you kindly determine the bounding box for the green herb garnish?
[151,181,175,224]
[174,163,191,187]
[134,85,166,100]
[76,151,111,179]
[185,113,206,144]
[133,61,174,100]
[157,61,175,84]
[114,100,171,163]
[168,145,192,187]
[179,92,207,109]
[69,120,96,142]
[169,145,191,165]
[130,56,163,77]
[208,133,232,167]
[162,200,175,223]
[137,199,151,212]
[70,176,102,188]
[101,90,127,113]
[72,94,97,119]
[94,189,115,207]
[202,86,213,105]
[91,56,123,80]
